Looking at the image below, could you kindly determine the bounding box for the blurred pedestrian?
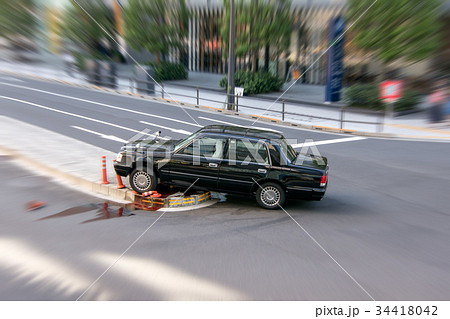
[286,65,301,83]
[63,50,75,77]
[286,65,294,82]
[445,96,450,125]
[427,80,447,125]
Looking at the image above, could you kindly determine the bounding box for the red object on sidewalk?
[113,160,125,189]
[101,156,109,184]
[150,193,161,198]
[25,201,46,211]
[380,80,403,103]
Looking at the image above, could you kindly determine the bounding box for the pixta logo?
[316,306,360,318]
[120,131,324,170]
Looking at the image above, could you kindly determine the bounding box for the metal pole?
[227,0,235,110]
[340,108,344,129]
[196,87,199,105]
[282,100,285,121]
[379,112,384,133]
[161,83,164,99]
[236,95,239,112]
[377,114,381,133]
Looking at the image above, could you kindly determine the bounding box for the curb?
[0,69,408,139]
[0,144,136,203]
[0,144,219,211]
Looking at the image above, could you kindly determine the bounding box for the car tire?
[129,168,157,193]
[256,182,285,209]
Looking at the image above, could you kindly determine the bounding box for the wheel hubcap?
[260,186,281,207]
[133,171,152,191]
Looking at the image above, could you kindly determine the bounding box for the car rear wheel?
[129,168,157,193]
[256,182,285,209]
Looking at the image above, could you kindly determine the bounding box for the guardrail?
[84,71,117,89]
[128,77,385,132]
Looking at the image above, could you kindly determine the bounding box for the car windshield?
[279,138,297,163]
[173,131,201,152]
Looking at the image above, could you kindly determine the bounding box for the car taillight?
[320,174,327,187]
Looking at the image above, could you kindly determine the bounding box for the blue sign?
[325,17,345,102]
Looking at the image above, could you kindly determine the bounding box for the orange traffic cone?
[142,191,157,197]
[113,160,125,189]
[101,156,109,184]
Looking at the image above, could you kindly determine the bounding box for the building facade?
[182,0,346,85]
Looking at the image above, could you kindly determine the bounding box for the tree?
[221,0,292,72]
[347,0,444,74]
[123,0,189,64]
[264,0,292,71]
[60,0,117,58]
[0,0,37,47]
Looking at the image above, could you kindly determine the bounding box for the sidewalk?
[0,116,134,202]
[167,71,344,107]
[0,50,342,106]
[1,53,450,140]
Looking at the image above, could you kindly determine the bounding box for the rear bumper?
[286,185,327,201]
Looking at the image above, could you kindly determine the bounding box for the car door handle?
[258,168,267,173]
[209,163,218,168]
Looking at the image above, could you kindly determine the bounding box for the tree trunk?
[264,45,270,72]
[252,51,258,72]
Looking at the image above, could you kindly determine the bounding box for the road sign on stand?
[235,87,244,96]
[380,80,403,117]
[380,80,403,103]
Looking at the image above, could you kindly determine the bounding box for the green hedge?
[393,89,422,112]
[219,71,284,95]
[343,83,422,112]
[342,83,382,109]
[145,62,188,82]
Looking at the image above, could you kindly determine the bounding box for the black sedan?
[114,125,328,209]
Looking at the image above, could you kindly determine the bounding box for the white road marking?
[140,120,192,135]
[198,116,283,134]
[291,136,367,148]
[0,95,166,139]
[198,116,236,126]
[71,126,128,143]
[0,81,202,128]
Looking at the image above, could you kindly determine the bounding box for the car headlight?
[116,152,123,162]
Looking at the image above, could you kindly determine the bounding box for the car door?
[166,135,227,189]
[218,137,270,193]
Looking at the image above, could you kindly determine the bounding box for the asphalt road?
[1,74,450,300]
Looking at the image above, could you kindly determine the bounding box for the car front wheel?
[256,182,285,209]
[129,168,157,193]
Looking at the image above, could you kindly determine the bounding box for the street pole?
[227,0,236,110]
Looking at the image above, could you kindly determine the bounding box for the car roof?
[200,125,284,140]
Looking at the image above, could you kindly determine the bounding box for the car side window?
[226,138,269,164]
[179,136,227,159]
[267,142,281,166]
